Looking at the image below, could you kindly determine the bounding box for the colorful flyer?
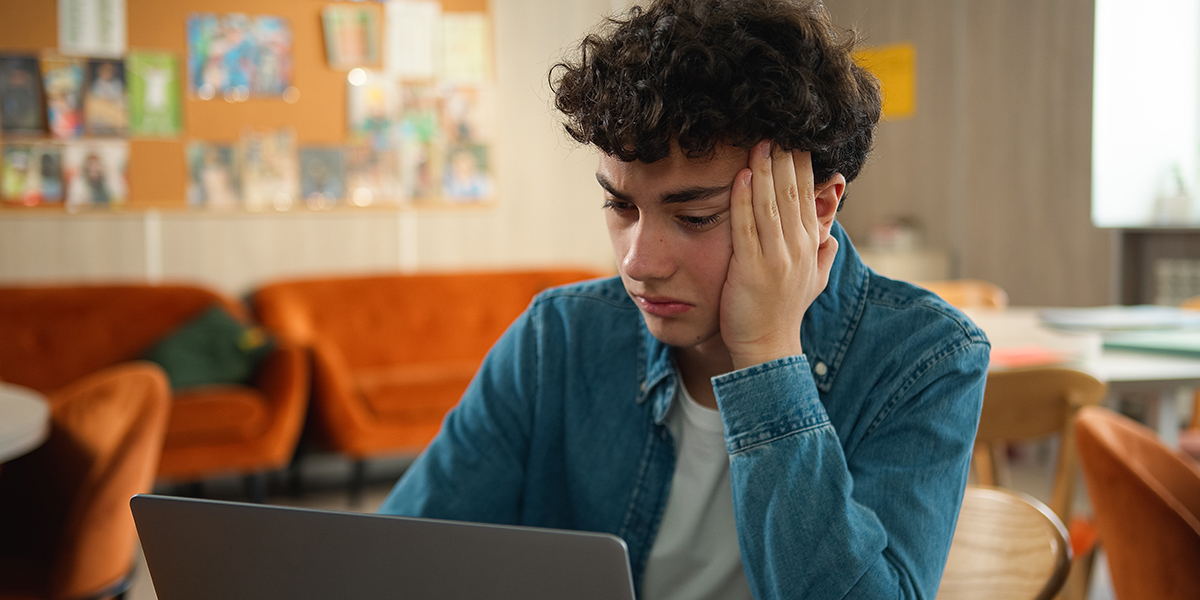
[186,142,240,209]
[299,147,346,209]
[187,13,294,99]
[40,55,85,139]
[397,82,443,201]
[0,55,46,135]
[2,143,64,206]
[127,52,181,137]
[442,143,490,202]
[345,145,401,206]
[63,140,128,208]
[84,58,128,135]
[441,83,491,146]
[347,71,397,150]
[322,3,383,70]
[240,128,298,211]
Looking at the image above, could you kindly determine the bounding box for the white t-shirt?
[641,373,753,600]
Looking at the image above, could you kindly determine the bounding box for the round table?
[0,383,50,463]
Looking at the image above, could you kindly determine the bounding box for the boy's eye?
[602,199,635,213]
[679,213,723,229]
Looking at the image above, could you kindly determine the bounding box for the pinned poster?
[41,55,85,140]
[127,52,181,137]
[854,43,916,120]
[347,71,397,150]
[322,3,382,70]
[441,12,490,83]
[186,142,240,209]
[58,0,126,58]
[299,147,346,209]
[187,14,294,100]
[385,0,440,79]
[63,140,128,209]
[2,143,64,206]
[84,58,128,136]
[0,55,46,135]
[240,128,298,212]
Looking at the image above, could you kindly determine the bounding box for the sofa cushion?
[166,386,270,446]
[356,361,478,421]
[142,306,274,391]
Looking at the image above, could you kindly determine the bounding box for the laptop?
[130,494,637,600]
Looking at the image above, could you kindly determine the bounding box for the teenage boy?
[379,1,989,598]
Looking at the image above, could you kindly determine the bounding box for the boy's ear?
[814,173,846,242]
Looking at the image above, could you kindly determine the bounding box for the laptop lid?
[131,494,637,600]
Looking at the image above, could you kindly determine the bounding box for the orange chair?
[253,269,603,492]
[915,279,1009,309]
[0,363,170,600]
[1075,406,1200,600]
[0,285,308,498]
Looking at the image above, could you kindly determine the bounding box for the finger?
[729,168,758,258]
[816,235,839,282]
[774,147,803,242]
[751,141,785,257]
[793,151,819,240]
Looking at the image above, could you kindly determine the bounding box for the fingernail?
[760,141,771,159]
[741,171,752,187]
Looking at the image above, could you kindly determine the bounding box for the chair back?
[0,285,242,394]
[0,363,171,599]
[937,486,1071,600]
[253,270,602,370]
[917,279,1009,309]
[1075,406,1200,600]
[973,368,1107,524]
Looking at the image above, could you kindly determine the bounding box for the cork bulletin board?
[0,0,490,209]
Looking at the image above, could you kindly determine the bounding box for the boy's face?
[598,145,748,351]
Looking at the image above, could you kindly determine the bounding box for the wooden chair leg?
[972,443,996,486]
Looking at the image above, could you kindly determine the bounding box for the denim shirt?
[379,223,990,599]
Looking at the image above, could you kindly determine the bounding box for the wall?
[827,0,1115,306]
[2,0,1115,306]
[0,0,618,295]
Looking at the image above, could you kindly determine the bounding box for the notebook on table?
[130,494,636,600]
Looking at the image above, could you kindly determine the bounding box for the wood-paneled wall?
[828,0,1115,306]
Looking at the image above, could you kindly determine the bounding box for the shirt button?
[814,362,828,376]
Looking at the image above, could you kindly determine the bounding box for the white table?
[0,383,50,463]
[965,308,1200,447]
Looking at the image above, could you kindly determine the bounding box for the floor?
[126,443,1116,600]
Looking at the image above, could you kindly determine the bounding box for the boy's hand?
[720,141,839,371]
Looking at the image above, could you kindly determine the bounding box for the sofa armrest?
[249,344,308,465]
[308,339,373,453]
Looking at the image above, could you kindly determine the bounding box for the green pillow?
[142,305,275,391]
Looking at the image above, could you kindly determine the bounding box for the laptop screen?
[131,494,636,600]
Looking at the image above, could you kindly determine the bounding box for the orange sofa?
[0,285,308,493]
[252,269,604,466]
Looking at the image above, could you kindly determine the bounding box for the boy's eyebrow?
[595,173,733,204]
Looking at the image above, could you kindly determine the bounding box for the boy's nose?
[621,220,675,282]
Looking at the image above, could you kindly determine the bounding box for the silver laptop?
[131,494,636,600]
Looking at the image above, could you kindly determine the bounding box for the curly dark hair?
[551,0,882,186]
